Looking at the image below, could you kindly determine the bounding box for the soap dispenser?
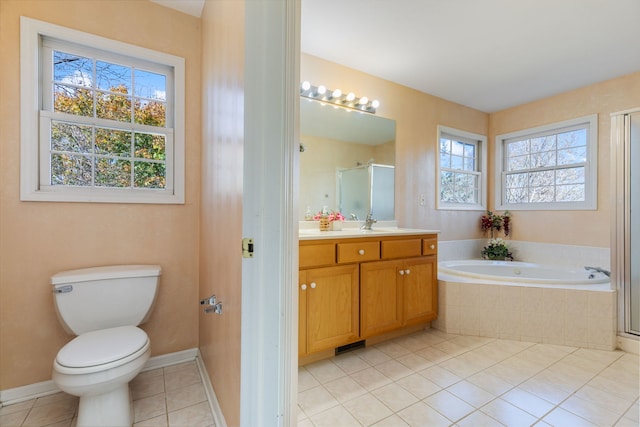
[304,206,314,221]
[319,206,331,231]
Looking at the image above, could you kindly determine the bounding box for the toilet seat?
[55,326,149,374]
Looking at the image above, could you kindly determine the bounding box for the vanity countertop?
[298,226,440,240]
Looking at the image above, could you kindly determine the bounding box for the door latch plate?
[242,238,254,258]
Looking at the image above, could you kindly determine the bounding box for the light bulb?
[301,81,311,91]
[371,100,380,108]
[346,92,356,102]
[331,89,342,99]
[358,96,368,105]
[317,85,327,96]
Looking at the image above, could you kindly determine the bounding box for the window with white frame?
[495,115,597,211]
[20,17,185,203]
[437,126,487,210]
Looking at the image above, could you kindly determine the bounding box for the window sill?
[20,187,184,204]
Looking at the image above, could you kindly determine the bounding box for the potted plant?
[480,211,513,260]
[481,238,513,261]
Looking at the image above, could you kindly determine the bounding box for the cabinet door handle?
[310,282,317,289]
[399,270,405,275]
[301,284,307,290]
[405,269,411,275]
[358,249,365,255]
[430,244,435,250]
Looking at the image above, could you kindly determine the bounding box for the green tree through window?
[50,50,167,189]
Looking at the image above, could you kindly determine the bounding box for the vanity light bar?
[300,81,379,114]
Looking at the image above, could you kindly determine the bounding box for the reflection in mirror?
[339,164,395,221]
[299,98,396,221]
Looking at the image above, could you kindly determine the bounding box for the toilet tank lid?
[51,265,162,285]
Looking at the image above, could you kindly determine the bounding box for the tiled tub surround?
[435,240,616,350]
[434,277,616,350]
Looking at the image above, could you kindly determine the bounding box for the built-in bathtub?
[434,259,617,351]
[439,260,609,288]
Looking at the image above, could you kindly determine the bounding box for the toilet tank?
[51,265,161,335]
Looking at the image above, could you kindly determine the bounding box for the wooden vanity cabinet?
[298,243,359,357]
[360,237,438,338]
[360,259,404,337]
[402,256,438,326]
[298,233,437,358]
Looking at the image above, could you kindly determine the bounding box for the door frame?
[241,0,300,425]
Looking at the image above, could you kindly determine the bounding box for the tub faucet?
[584,266,610,277]
[361,212,377,230]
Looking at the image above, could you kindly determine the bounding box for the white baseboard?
[617,335,640,355]
[195,349,227,427]
[0,380,60,407]
[0,347,218,411]
[141,348,198,371]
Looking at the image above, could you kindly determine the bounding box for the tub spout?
[584,266,610,277]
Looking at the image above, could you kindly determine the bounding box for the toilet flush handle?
[53,285,73,294]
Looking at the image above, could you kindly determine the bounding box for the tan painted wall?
[489,71,640,247]
[0,0,201,390]
[301,54,489,240]
[199,1,243,425]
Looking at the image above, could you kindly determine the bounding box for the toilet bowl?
[52,326,150,426]
[50,265,161,427]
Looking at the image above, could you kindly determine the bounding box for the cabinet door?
[360,259,403,338]
[305,264,359,354]
[298,271,307,358]
[403,257,438,325]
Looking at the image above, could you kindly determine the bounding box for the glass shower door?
[614,109,640,337]
[628,111,639,335]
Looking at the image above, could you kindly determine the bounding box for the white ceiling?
[301,0,640,113]
[152,0,640,113]
[150,0,204,17]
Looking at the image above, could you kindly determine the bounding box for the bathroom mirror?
[299,98,396,220]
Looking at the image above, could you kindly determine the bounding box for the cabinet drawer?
[381,239,422,259]
[422,238,438,256]
[337,241,380,263]
[300,243,335,268]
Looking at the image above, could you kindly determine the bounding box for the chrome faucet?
[360,212,377,230]
[350,213,359,221]
[585,266,611,277]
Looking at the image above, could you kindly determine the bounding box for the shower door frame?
[611,108,640,338]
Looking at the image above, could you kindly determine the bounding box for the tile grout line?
[299,331,638,427]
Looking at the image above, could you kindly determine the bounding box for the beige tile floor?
[2,332,638,427]
[0,361,215,427]
[298,329,640,426]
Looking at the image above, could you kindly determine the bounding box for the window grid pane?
[440,134,481,205]
[504,125,588,205]
[50,49,168,190]
[50,120,166,189]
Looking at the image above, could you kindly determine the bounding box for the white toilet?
[51,265,161,427]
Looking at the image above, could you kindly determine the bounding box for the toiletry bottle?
[304,206,314,221]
